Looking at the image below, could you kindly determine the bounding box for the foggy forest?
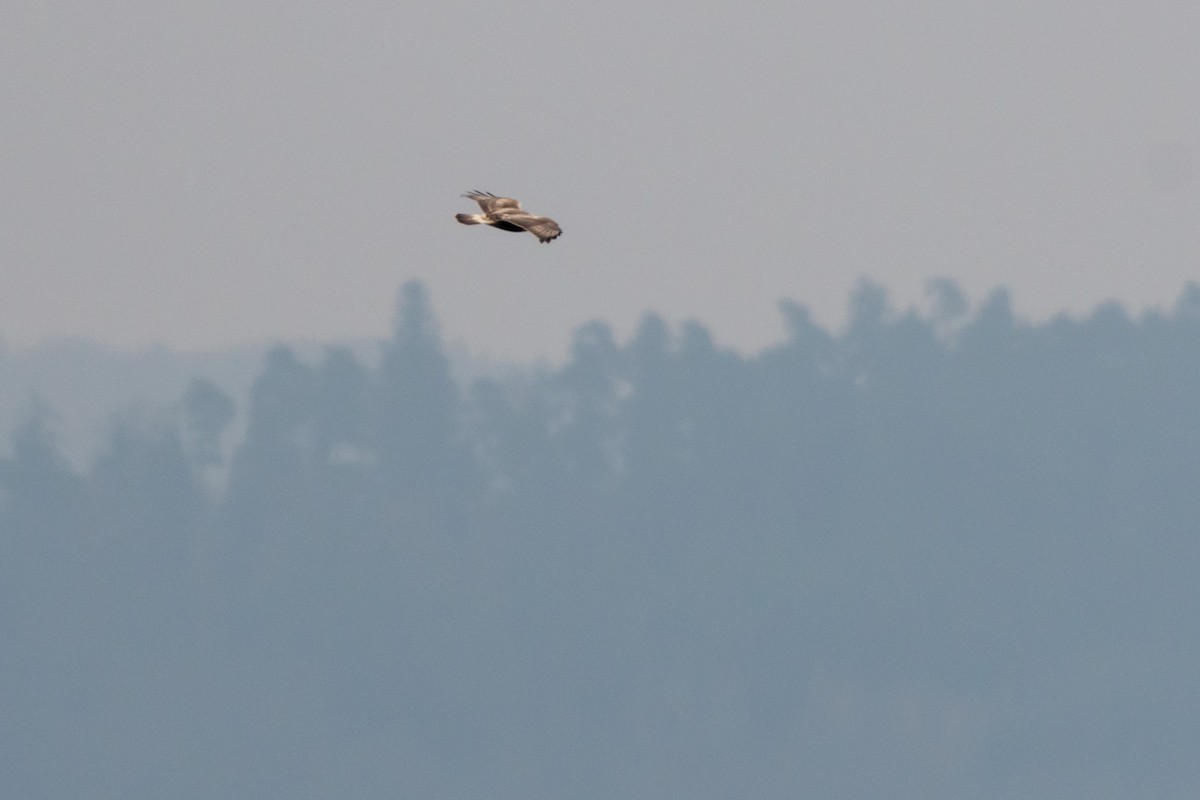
[3,279,1199,799]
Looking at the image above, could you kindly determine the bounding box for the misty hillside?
[3,279,1199,799]
[0,336,492,468]
[0,338,262,468]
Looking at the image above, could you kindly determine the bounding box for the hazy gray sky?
[4,1,1198,360]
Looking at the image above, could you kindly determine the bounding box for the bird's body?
[456,191,561,243]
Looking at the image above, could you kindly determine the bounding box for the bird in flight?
[456,191,562,243]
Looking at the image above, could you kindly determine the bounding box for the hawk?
[456,191,562,243]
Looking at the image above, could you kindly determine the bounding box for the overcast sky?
[4,1,1199,360]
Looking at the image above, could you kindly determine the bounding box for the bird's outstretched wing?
[502,214,562,243]
[463,190,522,215]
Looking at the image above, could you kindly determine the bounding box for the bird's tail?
[456,213,484,225]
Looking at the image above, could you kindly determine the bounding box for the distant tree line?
[3,278,1200,799]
